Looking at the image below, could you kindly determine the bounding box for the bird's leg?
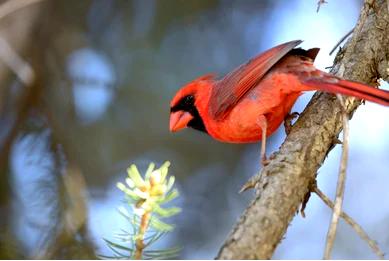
[257,115,269,166]
[239,116,268,192]
[284,112,300,135]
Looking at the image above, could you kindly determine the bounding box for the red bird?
[169,40,389,164]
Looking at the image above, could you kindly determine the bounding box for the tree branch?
[313,187,384,259]
[323,95,350,259]
[216,0,389,259]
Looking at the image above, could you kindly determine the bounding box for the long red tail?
[304,77,389,106]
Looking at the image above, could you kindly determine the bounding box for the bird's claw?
[260,151,277,167]
[261,155,270,166]
[284,112,300,135]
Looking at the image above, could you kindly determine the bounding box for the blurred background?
[0,0,388,259]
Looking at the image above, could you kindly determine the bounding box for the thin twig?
[0,0,46,85]
[317,0,328,12]
[0,37,34,85]
[323,95,350,259]
[314,187,384,259]
[329,29,354,55]
[134,212,151,259]
[0,0,46,21]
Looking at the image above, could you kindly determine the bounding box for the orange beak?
[169,111,193,132]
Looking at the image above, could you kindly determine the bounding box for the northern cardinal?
[169,40,389,164]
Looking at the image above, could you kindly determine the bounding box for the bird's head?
[169,74,214,133]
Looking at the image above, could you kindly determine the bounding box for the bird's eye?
[184,95,194,105]
[171,95,195,112]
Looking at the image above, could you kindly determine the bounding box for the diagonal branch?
[216,0,389,259]
[0,0,46,21]
[313,187,384,259]
[323,95,350,259]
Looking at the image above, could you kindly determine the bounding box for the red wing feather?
[210,40,303,119]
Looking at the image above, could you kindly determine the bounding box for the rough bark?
[217,0,389,259]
